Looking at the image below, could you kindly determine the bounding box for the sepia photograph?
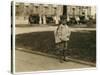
[11,1,96,74]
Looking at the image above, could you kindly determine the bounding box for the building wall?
[16,3,63,16]
[15,3,96,25]
[15,3,63,24]
[67,6,92,17]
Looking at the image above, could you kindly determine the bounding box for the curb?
[16,47,96,67]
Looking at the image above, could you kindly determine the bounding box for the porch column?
[43,15,46,24]
[39,15,42,24]
[55,16,59,24]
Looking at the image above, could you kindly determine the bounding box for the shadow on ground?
[16,31,96,63]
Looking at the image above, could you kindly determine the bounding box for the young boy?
[54,20,71,63]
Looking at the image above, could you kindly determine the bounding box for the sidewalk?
[15,24,96,28]
[15,25,96,35]
[15,50,95,72]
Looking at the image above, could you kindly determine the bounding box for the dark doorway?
[29,14,39,24]
[63,5,67,15]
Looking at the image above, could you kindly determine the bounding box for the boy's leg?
[58,42,64,63]
[62,49,66,61]
[57,42,68,63]
[59,42,67,63]
[63,41,68,61]
[59,49,63,63]
[56,43,63,63]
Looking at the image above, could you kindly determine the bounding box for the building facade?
[15,3,96,25]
